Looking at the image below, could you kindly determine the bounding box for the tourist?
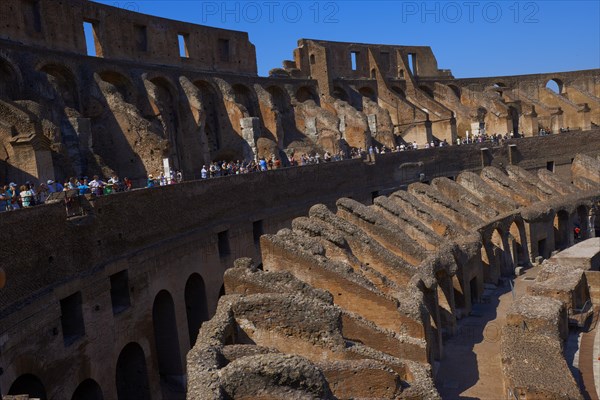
[201,165,208,179]
[147,174,155,188]
[47,180,64,193]
[37,182,50,204]
[6,183,19,210]
[89,175,106,196]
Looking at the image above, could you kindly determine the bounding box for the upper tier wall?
[0,0,257,74]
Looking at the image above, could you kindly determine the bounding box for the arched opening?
[194,80,222,153]
[476,107,487,132]
[152,290,185,393]
[481,228,511,282]
[546,78,563,94]
[370,68,376,79]
[232,83,258,117]
[97,71,135,104]
[72,378,103,400]
[295,86,317,103]
[267,85,296,147]
[493,82,506,88]
[509,220,529,268]
[419,85,434,98]
[115,342,151,400]
[358,87,376,102]
[185,273,209,348]
[8,374,47,400]
[575,205,589,242]
[0,58,20,101]
[391,86,405,99]
[332,86,349,102]
[149,77,181,169]
[508,106,520,137]
[309,54,316,65]
[447,84,461,99]
[39,64,79,109]
[554,210,571,251]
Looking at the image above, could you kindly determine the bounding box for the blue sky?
[93,1,600,78]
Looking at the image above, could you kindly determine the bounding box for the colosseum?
[0,0,599,399]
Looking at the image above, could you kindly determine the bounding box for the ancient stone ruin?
[0,1,599,399]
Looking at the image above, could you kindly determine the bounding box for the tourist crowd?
[1,127,572,211]
[0,175,132,212]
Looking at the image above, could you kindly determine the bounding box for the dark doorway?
[152,290,185,393]
[72,378,103,400]
[115,342,151,400]
[8,374,47,400]
[185,274,209,348]
[470,277,478,304]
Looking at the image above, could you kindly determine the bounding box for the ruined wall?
[186,148,599,398]
[1,135,599,399]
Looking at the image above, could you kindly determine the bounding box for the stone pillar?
[241,117,260,161]
[305,116,318,141]
[578,104,591,131]
[367,114,377,135]
[338,115,346,135]
[550,109,564,133]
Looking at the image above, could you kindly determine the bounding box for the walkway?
[580,311,599,400]
[436,268,538,399]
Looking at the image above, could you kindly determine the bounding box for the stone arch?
[508,105,520,136]
[553,209,571,251]
[546,78,564,94]
[232,83,258,117]
[476,107,487,131]
[332,86,349,102]
[185,273,209,348]
[447,84,461,99]
[391,86,405,99]
[267,85,293,114]
[152,289,185,392]
[0,56,21,101]
[481,227,512,281]
[72,378,103,400]
[149,76,181,169]
[39,63,80,109]
[509,219,529,267]
[295,86,317,103]
[419,85,434,98]
[8,374,47,399]
[194,80,222,152]
[115,342,151,400]
[267,85,295,147]
[358,86,377,102]
[97,70,136,104]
